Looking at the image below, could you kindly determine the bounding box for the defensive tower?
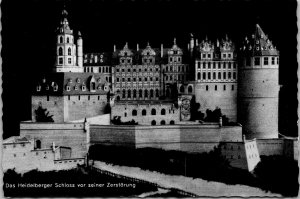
[238,24,279,139]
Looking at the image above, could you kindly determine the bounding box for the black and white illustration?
[2,0,298,197]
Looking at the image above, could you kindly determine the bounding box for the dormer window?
[74,86,78,90]
[76,78,80,83]
[68,79,72,83]
[46,86,49,90]
[66,86,71,91]
[53,86,58,92]
[36,85,41,92]
[82,86,86,91]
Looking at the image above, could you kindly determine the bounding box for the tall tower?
[55,9,83,73]
[238,24,279,139]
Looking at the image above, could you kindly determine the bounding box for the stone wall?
[194,82,237,122]
[20,122,88,158]
[111,103,180,125]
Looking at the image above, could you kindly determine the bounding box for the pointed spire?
[147,41,150,47]
[225,34,229,41]
[124,42,128,49]
[216,39,220,47]
[174,38,177,45]
[78,31,81,37]
[205,35,208,41]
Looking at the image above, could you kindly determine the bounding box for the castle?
[3,9,298,173]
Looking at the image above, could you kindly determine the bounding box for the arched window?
[233,72,236,79]
[208,72,211,79]
[68,48,71,55]
[218,72,221,79]
[91,82,96,91]
[166,89,170,97]
[170,120,175,125]
[213,72,216,79]
[127,90,131,98]
[133,89,137,98]
[160,120,166,125]
[203,73,206,80]
[151,109,156,115]
[144,90,148,98]
[161,109,166,115]
[188,86,193,93]
[228,72,231,79]
[197,72,201,80]
[122,89,126,98]
[180,85,184,93]
[59,36,63,43]
[142,109,147,116]
[67,37,70,43]
[59,47,63,56]
[139,89,143,98]
[150,90,154,98]
[116,96,121,101]
[35,140,41,149]
[151,120,156,125]
[132,109,137,116]
[223,72,226,79]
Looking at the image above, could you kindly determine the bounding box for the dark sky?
[1,0,298,138]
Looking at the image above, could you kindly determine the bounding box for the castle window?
[132,109,137,116]
[139,89,143,98]
[88,95,90,100]
[188,85,193,93]
[142,109,147,116]
[59,36,63,43]
[37,85,41,92]
[170,120,175,125]
[213,62,216,68]
[67,37,70,43]
[208,72,211,79]
[36,140,41,149]
[124,113,127,117]
[223,62,226,69]
[254,57,260,66]
[151,120,156,125]
[271,57,275,65]
[197,72,200,80]
[208,54,211,58]
[122,89,126,98]
[150,89,154,98]
[277,57,279,64]
[59,47,63,56]
[178,57,181,62]
[223,72,226,79]
[98,96,100,100]
[180,85,184,93]
[122,78,125,82]
[161,109,166,115]
[151,109,156,115]
[228,62,231,68]
[232,85,234,90]
[155,89,159,97]
[133,90,137,98]
[208,62,211,69]
[68,58,72,64]
[14,154,16,157]
[116,68,119,73]
[144,90,148,98]
[127,78,130,82]
[233,72,236,79]
[206,85,209,91]
[223,85,226,91]
[82,86,86,91]
[68,48,71,55]
[264,57,268,65]
[170,76,173,81]
[160,120,166,125]
[228,72,231,79]
[66,86,70,91]
[54,85,58,91]
[228,53,231,58]
[203,62,206,69]
[215,85,217,91]
[203,73,206,80]
[169,57,173,63]
[218,72,221,79]
[117,78,120,82]
[59,58,63,64]
[127,90,131,98]
[202,54,206,59]
[223,54,226,58]
[133,78,136,82]
[121,59,125,64]
[213,72,216,79]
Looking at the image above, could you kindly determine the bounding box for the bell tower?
[238,24,279,139]
[55,9,83,73]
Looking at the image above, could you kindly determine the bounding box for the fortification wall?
[194,83,237,122]
[90,125,136,147]
[20,122,87,158]
[64,95,108,122]
[256,139,284,156]
[220,142,248,170]
[32,96,64,122]
[111,103,180,125]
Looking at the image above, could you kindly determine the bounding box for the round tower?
[238,24,279,139]
[55,9,83,73]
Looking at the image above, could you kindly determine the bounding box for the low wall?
[20,122,88,158]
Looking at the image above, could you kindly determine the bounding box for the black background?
[1,0,297,138]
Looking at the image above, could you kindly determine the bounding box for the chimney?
[219,117,223,127]
[113,45,116,52]
[137,43,139,51]
[161,44,163,58]
[52,142,55,151]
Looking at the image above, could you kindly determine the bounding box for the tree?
[35,106,54,122]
